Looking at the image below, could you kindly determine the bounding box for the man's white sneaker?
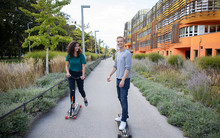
[119,121,126,130]
[115,116,122,121]
[115,115,129,122]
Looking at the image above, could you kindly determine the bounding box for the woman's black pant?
[68,70,86,103]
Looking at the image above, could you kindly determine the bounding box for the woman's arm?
[65,61,71,77]
[81,64,86,80]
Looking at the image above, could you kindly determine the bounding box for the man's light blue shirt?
[113,49,132,79]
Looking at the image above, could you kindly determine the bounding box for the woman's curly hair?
[66,41,82,58]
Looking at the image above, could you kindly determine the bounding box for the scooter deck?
[65,103,81,119]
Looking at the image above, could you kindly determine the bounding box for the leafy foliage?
[168,55,184,68]
[19,0,72,50]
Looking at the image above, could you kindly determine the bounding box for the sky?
[61,0,158,49]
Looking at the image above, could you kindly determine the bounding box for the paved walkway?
[25,58,184,138]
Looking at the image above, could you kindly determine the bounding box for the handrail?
[0,79,67,120]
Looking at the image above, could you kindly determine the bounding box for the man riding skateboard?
[107,36,132,130]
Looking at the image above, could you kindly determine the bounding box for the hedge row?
[0,59,101,137]
[131,71,220,138]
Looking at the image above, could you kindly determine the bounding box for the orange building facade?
[124,0,220,60]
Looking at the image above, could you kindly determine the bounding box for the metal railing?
[0,79,67,120]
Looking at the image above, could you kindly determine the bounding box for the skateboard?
[65,103,82,119]
[116,114,132,138]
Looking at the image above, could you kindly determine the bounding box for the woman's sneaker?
[84,100,88,107]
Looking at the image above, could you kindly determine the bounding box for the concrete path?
[25,58,184,138]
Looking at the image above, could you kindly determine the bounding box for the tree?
[19,0,72,74]
[0,0,38,59]
[109,48,116,55]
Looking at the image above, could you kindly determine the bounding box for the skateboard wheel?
[80,105,82,108]
[65,116,68,119]
[73,116,77,119]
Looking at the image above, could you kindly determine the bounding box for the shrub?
[0,111,32,137]
[197,56,220,69]
[132,53,147,60]
[0,58,101,137]
[147,52,164,63]
[168,55,184,68]
[131,71,220,137]
[0,58,44,92]
[50,56,66,73]
[113,54,115,60]
[23,51,67,63]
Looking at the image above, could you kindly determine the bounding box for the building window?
[205,25,209,33]
[167,51,169,56]
[202,0,208,11]
[206,49,212,56]
[186,26,189,37]
[216,49,220,56]
[170,51,172,55]
[210,25,216,33]
[194,25,198,36]
[194,50,198,59]
[217,25,220,32]
[189,26,193,36]
[199,25,205,35]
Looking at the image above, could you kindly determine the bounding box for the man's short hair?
[116,36,125,42]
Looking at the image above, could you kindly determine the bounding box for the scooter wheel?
[65,116,68,119]
[73,116,77,119]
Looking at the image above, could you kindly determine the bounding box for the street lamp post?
[99,39,101,56]
[81,5,90,55]
[94,30,99,57]
[27,22,33,52]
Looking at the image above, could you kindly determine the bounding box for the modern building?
[124,0,220,60]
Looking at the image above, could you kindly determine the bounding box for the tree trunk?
[46,47,49,74]
[17,36,21,60]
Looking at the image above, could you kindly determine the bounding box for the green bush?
[113,54,115,60]
[147,52,164,63]
[0,110,32,137]
[24,50,66,60]
[132,53,147,60]
[23,51,67,64]
[85,52,97,60]
[168,55,184,68]
[197,56,220,69]
[131,71,220,137]
[36,73,66,87]
[0,59,101,137]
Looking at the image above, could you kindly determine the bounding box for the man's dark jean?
[116,78,130,122]
[68,70,86,103]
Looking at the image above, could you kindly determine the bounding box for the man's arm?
[107,67,116,82]
[107,53,117,82]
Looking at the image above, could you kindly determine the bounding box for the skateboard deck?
[116,115,132,138]
[65,103,82,119]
